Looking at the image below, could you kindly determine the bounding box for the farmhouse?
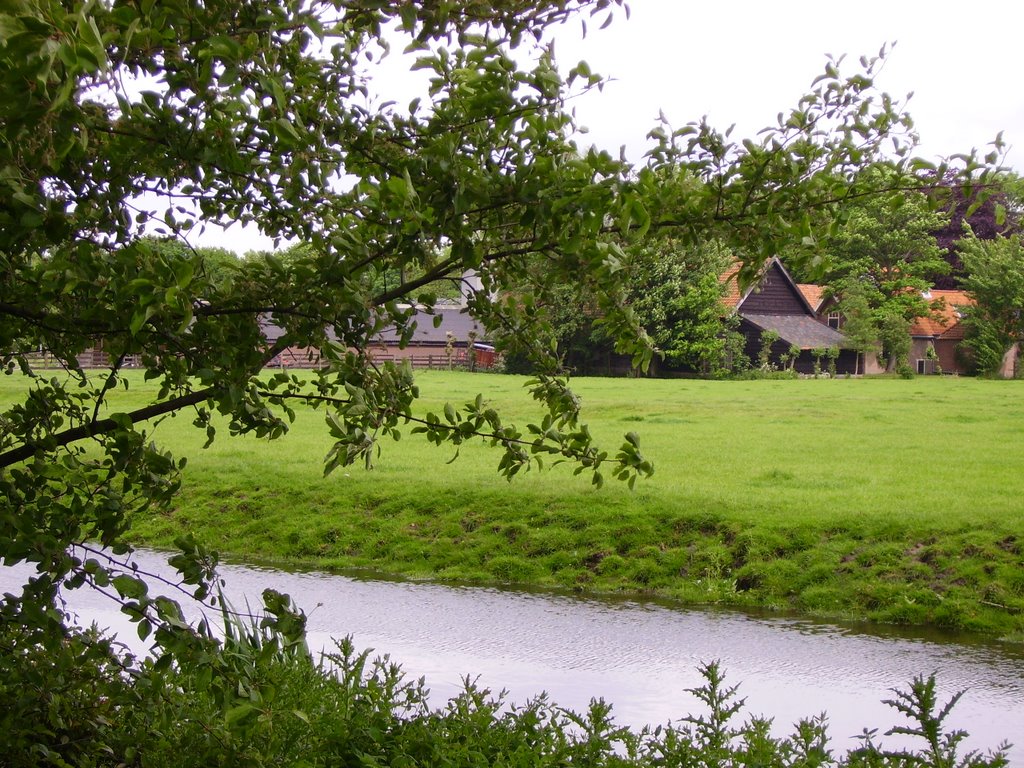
[364,303,495,369]
[908,290,974,375]
[263,303,496,370]
[721,258,857,374]
[789,283,977,376]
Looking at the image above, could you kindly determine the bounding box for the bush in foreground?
[0,598,1010,768]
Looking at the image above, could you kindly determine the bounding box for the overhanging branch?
[0,388,216,470]
[0,338,293,470]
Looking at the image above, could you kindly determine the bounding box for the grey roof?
[742,314,848,349]
[373,305,484,346]
[259,305,484,347]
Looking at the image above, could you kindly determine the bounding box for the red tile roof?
[796,284,825,311]
[909,290,973,338]
[719,263,743,308]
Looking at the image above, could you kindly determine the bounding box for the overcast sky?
[555,0,1021,170]
[195,0,1022,252]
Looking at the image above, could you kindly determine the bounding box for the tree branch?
[0,388,216,470]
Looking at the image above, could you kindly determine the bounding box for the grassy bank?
[5,371,1023,639]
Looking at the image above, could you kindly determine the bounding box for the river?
[3,548,1022,761]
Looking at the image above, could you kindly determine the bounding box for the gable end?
[736,260,811,316]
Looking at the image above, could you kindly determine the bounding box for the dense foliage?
[1,615,1010,767]
[625,239,742,375]
[809,171,950,371]
[516,238,742,376]
[958,233,1024,376]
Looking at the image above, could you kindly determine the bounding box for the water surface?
[4,550,1021,761]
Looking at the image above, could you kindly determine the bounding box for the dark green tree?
[834,281,879,375]
[625,238,741,376]
[877,310,914,374]
[530,238,739,377]
[144,236,242,290]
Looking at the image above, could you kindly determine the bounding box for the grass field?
[4,370,1023,639]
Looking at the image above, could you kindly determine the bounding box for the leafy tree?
[786,343,801,372]
[758,329,781,371]
[825,345,839,377]
[958,233,1024,376]
[834,281,878,375]
[624,238,741,376]
[0,0,1000,761]
[877,309,913,374]
[821,170,950,370]
[145,236,242,290]
[811,348,824,377]
[536,237,741,377]
[931,171,1021,288]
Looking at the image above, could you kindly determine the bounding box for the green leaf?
[226,703,258,728]
[112,574,147,600]
[129,304,157,336]
[107,412,133,430]
[173,258,194,287]
[275,118,301,145]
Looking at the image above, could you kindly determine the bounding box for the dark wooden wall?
[738,263,807,315]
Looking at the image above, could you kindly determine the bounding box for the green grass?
[4,371,1024,639]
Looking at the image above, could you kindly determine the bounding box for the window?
[827,312,841,329]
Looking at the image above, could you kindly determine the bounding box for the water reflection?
[3,550,1021,761]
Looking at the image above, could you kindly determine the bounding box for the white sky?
[556,0,1021,169]
[195,0,1023,253]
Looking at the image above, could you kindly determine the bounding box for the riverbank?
[83,371,1021,642]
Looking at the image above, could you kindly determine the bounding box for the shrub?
[1,606,1011,767]
[0,622,139,767]
[897,362,916,379]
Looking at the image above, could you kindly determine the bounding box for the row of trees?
[813,171,1023,376]
[153,173,1024,381]
[531,169,1023,378]
[510,236,745,377]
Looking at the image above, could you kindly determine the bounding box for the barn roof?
[259,303,485,347]
[796,283,826,311]
[742,313,849,349]
[909,290,973,339]
[373,304,484,346]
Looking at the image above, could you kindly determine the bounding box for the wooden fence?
[267,351,496,371]
[14,347,496,372]
[8,351,142,370]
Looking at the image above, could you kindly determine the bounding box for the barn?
[721,258,857,375]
